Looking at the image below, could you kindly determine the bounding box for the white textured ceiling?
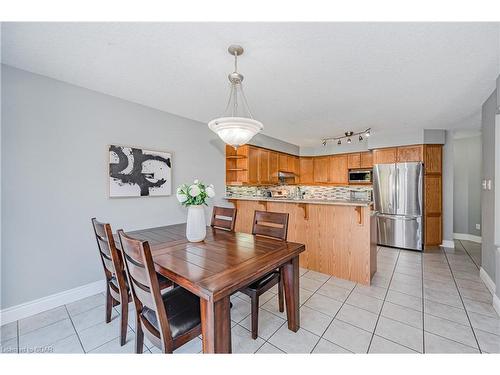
[2,22,499,147]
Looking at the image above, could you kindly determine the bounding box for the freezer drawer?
[377,214,422,251]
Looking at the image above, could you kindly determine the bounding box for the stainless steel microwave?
[348,169,372,183]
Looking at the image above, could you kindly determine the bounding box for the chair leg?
[278,271,285,313]
[105,284,113,323]
[120,300,128,346]
[135,314,144,354]
[251,294,259,340]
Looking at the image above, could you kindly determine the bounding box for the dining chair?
[91,218,172,346]
[210,206,237,231]
[118,230,202,354]
[239,210,289,339]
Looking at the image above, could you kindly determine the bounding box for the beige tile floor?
[1,241,499,354]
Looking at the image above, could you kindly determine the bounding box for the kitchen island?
[225,196,377,285]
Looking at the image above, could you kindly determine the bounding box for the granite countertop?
[224,195,373,207]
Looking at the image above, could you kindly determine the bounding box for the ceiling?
[2,22,499,147]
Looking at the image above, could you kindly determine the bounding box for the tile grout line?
[457,240,480,271]
[266,272,337,353]
[64,305,86,353]
[309,280,358,353]
[366,249,401,353]
[442,247,482,353]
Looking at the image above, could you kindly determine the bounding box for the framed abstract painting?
[108,145,172,197]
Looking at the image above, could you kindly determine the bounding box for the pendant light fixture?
[208,45,263,148]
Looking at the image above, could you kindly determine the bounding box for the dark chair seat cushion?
[142,286,201,339]
[246,271,280,291]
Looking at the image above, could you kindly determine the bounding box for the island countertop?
[224,195,373,207]
[225,196,377,285]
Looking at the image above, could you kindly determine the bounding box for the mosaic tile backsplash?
[225,185,373,201]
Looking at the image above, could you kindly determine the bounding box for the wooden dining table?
[121,223,305,353]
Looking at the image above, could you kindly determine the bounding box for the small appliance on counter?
[349,189,372,201]
[271,188,290,199]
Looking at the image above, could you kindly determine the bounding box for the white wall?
[1,65,227,308]
[481,90,497,284]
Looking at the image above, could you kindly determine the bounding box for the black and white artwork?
[109,145,172,197]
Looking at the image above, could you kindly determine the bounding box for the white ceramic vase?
[186,204,206,242]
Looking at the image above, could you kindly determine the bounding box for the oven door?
[349,170,372,183]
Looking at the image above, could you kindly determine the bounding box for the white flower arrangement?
[176,179,215,206]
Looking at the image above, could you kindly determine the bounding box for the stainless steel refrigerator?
[373,162,423,251]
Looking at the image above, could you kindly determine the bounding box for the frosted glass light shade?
[208,117,263,148]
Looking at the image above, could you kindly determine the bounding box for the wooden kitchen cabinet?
[313,156,330,183]
[269,151,279,183]
[247,146,259,184]
[278,153,289,172]
[329,154,349,184]
[257,148,270,184]
[299,157,314,184]
[423,144,443,248]
[372,147,397,164]
[424,144,442,174]
[347,153,361,169]
[360,151,373,168]
[397,145,423,162]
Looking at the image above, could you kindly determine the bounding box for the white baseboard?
[453,233,482,243]
[440,240,455,248]
[493,294,500,317]
[0,279,106,325]
[480,267,496,295]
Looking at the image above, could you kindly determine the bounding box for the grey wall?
[300,128,445,156]
[481,90,497,283]
[1,65,227,308]
[442,131,454,244]
[249,133,299,155]
[453,135,482,236]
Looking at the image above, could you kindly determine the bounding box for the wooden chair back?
[210,206,237,231]
[117,229,174,351]
[252,211,289,240]
[91,218,128,295]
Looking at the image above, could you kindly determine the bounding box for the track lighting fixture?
[321,128,371,147]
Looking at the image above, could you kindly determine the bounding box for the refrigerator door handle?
[377,214,419,221]
[395,166,399,211]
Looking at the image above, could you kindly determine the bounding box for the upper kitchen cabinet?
[269,151,279,183]
[299,157,314,184]
[225,144,299,185]
[372,145,426,165]
[423,144,442,174]
[329,154,349,184]
[247,146,260,184]
[360,152,373,168]
[347,153,361,169]
[372,147,397,164]
[313,156,330,183]
[225,144,249,185]
[397,145,423,162]
[348,151,373,169]
[279,153,289,172]
[257,148,271,184]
